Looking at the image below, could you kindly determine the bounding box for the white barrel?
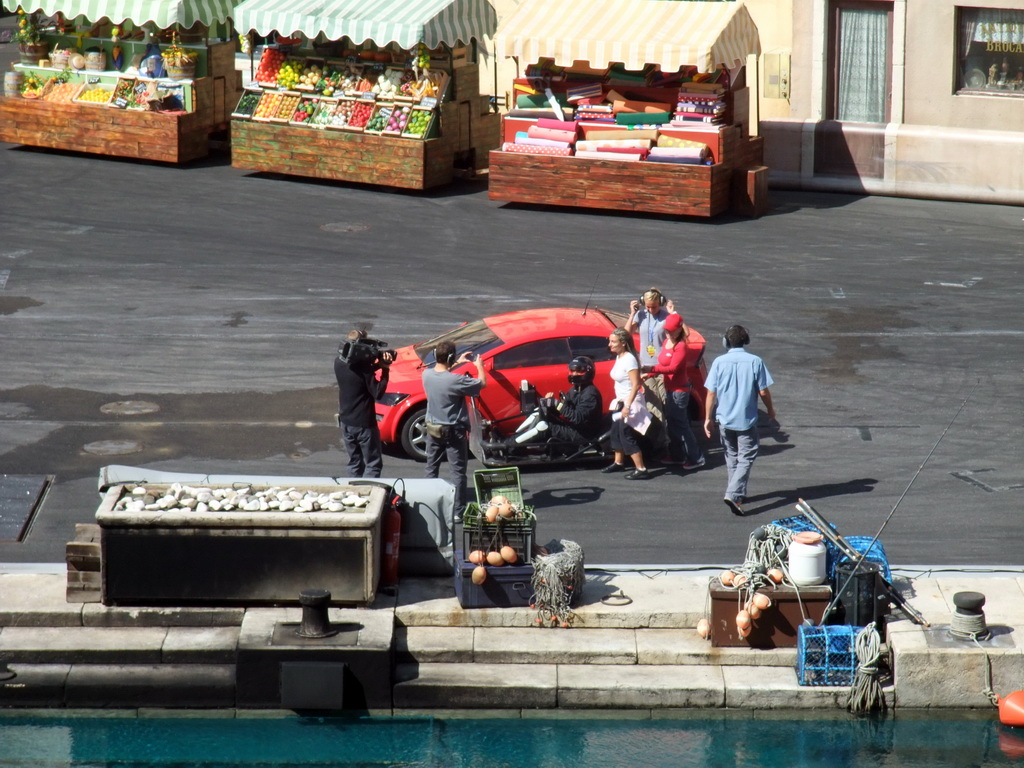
[4,70,23,98]
[788,534,827,586]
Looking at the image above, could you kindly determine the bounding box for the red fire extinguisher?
[380,491,404,587]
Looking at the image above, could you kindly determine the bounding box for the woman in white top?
[602,328,651,480]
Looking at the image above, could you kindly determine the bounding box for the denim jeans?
[719,425,759,502]
[665,389,703,463]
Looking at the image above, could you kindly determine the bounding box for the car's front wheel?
[399,406,428,462]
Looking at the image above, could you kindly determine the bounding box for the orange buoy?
[697,618,711,639]
[752,592,772,611]
[720,570,735,586]
[735,609,752,629]
[748,604,762,620]
[738,624,752,638]
[733,573,748,588]
[999,692,1024,727]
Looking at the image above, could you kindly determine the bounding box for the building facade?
[750,0,1024,205]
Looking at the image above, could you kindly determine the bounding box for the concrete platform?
[0,568,1018,712]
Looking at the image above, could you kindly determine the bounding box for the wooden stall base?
[232,103,500,191]
[0,70,242,164]
[488,151,732,218]
[488,129,767,218]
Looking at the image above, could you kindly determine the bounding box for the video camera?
[338,336,396,368]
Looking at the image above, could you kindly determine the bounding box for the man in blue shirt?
[703,325,776,516]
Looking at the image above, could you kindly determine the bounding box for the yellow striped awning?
[495,0,761,73]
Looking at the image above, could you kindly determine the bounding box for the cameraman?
[334,329,393,478]
[422,341,486,514]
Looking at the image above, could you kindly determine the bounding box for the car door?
[480,337,573,427]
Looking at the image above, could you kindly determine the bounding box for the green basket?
[472,467,524,507]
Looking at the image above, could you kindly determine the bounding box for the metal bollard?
[296,588,337,638]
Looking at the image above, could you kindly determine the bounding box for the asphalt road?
[1,101,1022,568]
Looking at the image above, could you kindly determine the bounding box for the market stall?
[229,0,501,190]
[489,0,766,217]
[0,0,242,163]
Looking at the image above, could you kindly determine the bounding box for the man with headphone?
[422,340,487,516]
[703,325,776,516]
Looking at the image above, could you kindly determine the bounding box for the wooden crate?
[0,80,222,163]
[488,151,731,218]
[231,118,459,189]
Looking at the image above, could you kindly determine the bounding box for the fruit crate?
[307,97,337,129]
[796,624,861,686]
[454,550,534,609]
[72,82,115,106]
[363,101,395,134]
[401,106,436,140]
[288,96,320,126]
[232,88,263,119]
[270,91,302,123]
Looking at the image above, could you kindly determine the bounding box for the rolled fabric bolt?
[526,125,576,143]
[535,117,578,132]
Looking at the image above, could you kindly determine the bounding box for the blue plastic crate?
[796,624,861,686]
[836,536,892,581]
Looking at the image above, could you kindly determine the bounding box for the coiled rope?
[847,625,887,713]
[948,608,998,706]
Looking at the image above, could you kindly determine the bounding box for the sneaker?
[601,462,627,473]
[625,468,651,480]
[723,497,744,516]
[682,457,706,471]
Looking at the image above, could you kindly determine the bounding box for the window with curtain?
[828,1,892,122]
[957,7,1024,95]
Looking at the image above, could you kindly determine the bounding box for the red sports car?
[375,307,707,461]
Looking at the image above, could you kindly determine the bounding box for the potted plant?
[160,32,198,80]
[14,7,49,64]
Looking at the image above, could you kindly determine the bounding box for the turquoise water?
[0,713,1022,767]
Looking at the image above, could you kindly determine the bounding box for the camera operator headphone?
[639,287,666,306]
[435,343,457,367]
[722,325,750,349]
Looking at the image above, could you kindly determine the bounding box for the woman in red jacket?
[642,313,706,470]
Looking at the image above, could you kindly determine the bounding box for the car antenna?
[581,275,599,316]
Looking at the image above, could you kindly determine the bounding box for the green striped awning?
[3,0,235,27]
[232,0,496,49]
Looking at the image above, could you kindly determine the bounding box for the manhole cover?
[83,440,144,456]
[100,400,160,416]
[319,223,370,233]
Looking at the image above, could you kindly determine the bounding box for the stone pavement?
[0,565,1021,714]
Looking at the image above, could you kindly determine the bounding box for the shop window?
[826,0,893,122]
[957,8,1024,95]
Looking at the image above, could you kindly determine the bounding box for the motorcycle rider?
[500,356,604,453]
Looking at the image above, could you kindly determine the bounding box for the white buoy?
[788,532,827,586]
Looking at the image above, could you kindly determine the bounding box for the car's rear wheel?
[399,406,428,462]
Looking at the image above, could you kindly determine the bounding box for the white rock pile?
[114,483,370,514]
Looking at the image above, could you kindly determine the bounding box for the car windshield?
[413,320,502,365]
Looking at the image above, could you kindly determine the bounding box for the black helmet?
[567,355,595,386]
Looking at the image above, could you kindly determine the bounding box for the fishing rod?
[804,380,980,627]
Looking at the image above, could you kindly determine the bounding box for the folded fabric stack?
[567,82,603,103]
[672,90,726,125]
[575,103,614,122]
